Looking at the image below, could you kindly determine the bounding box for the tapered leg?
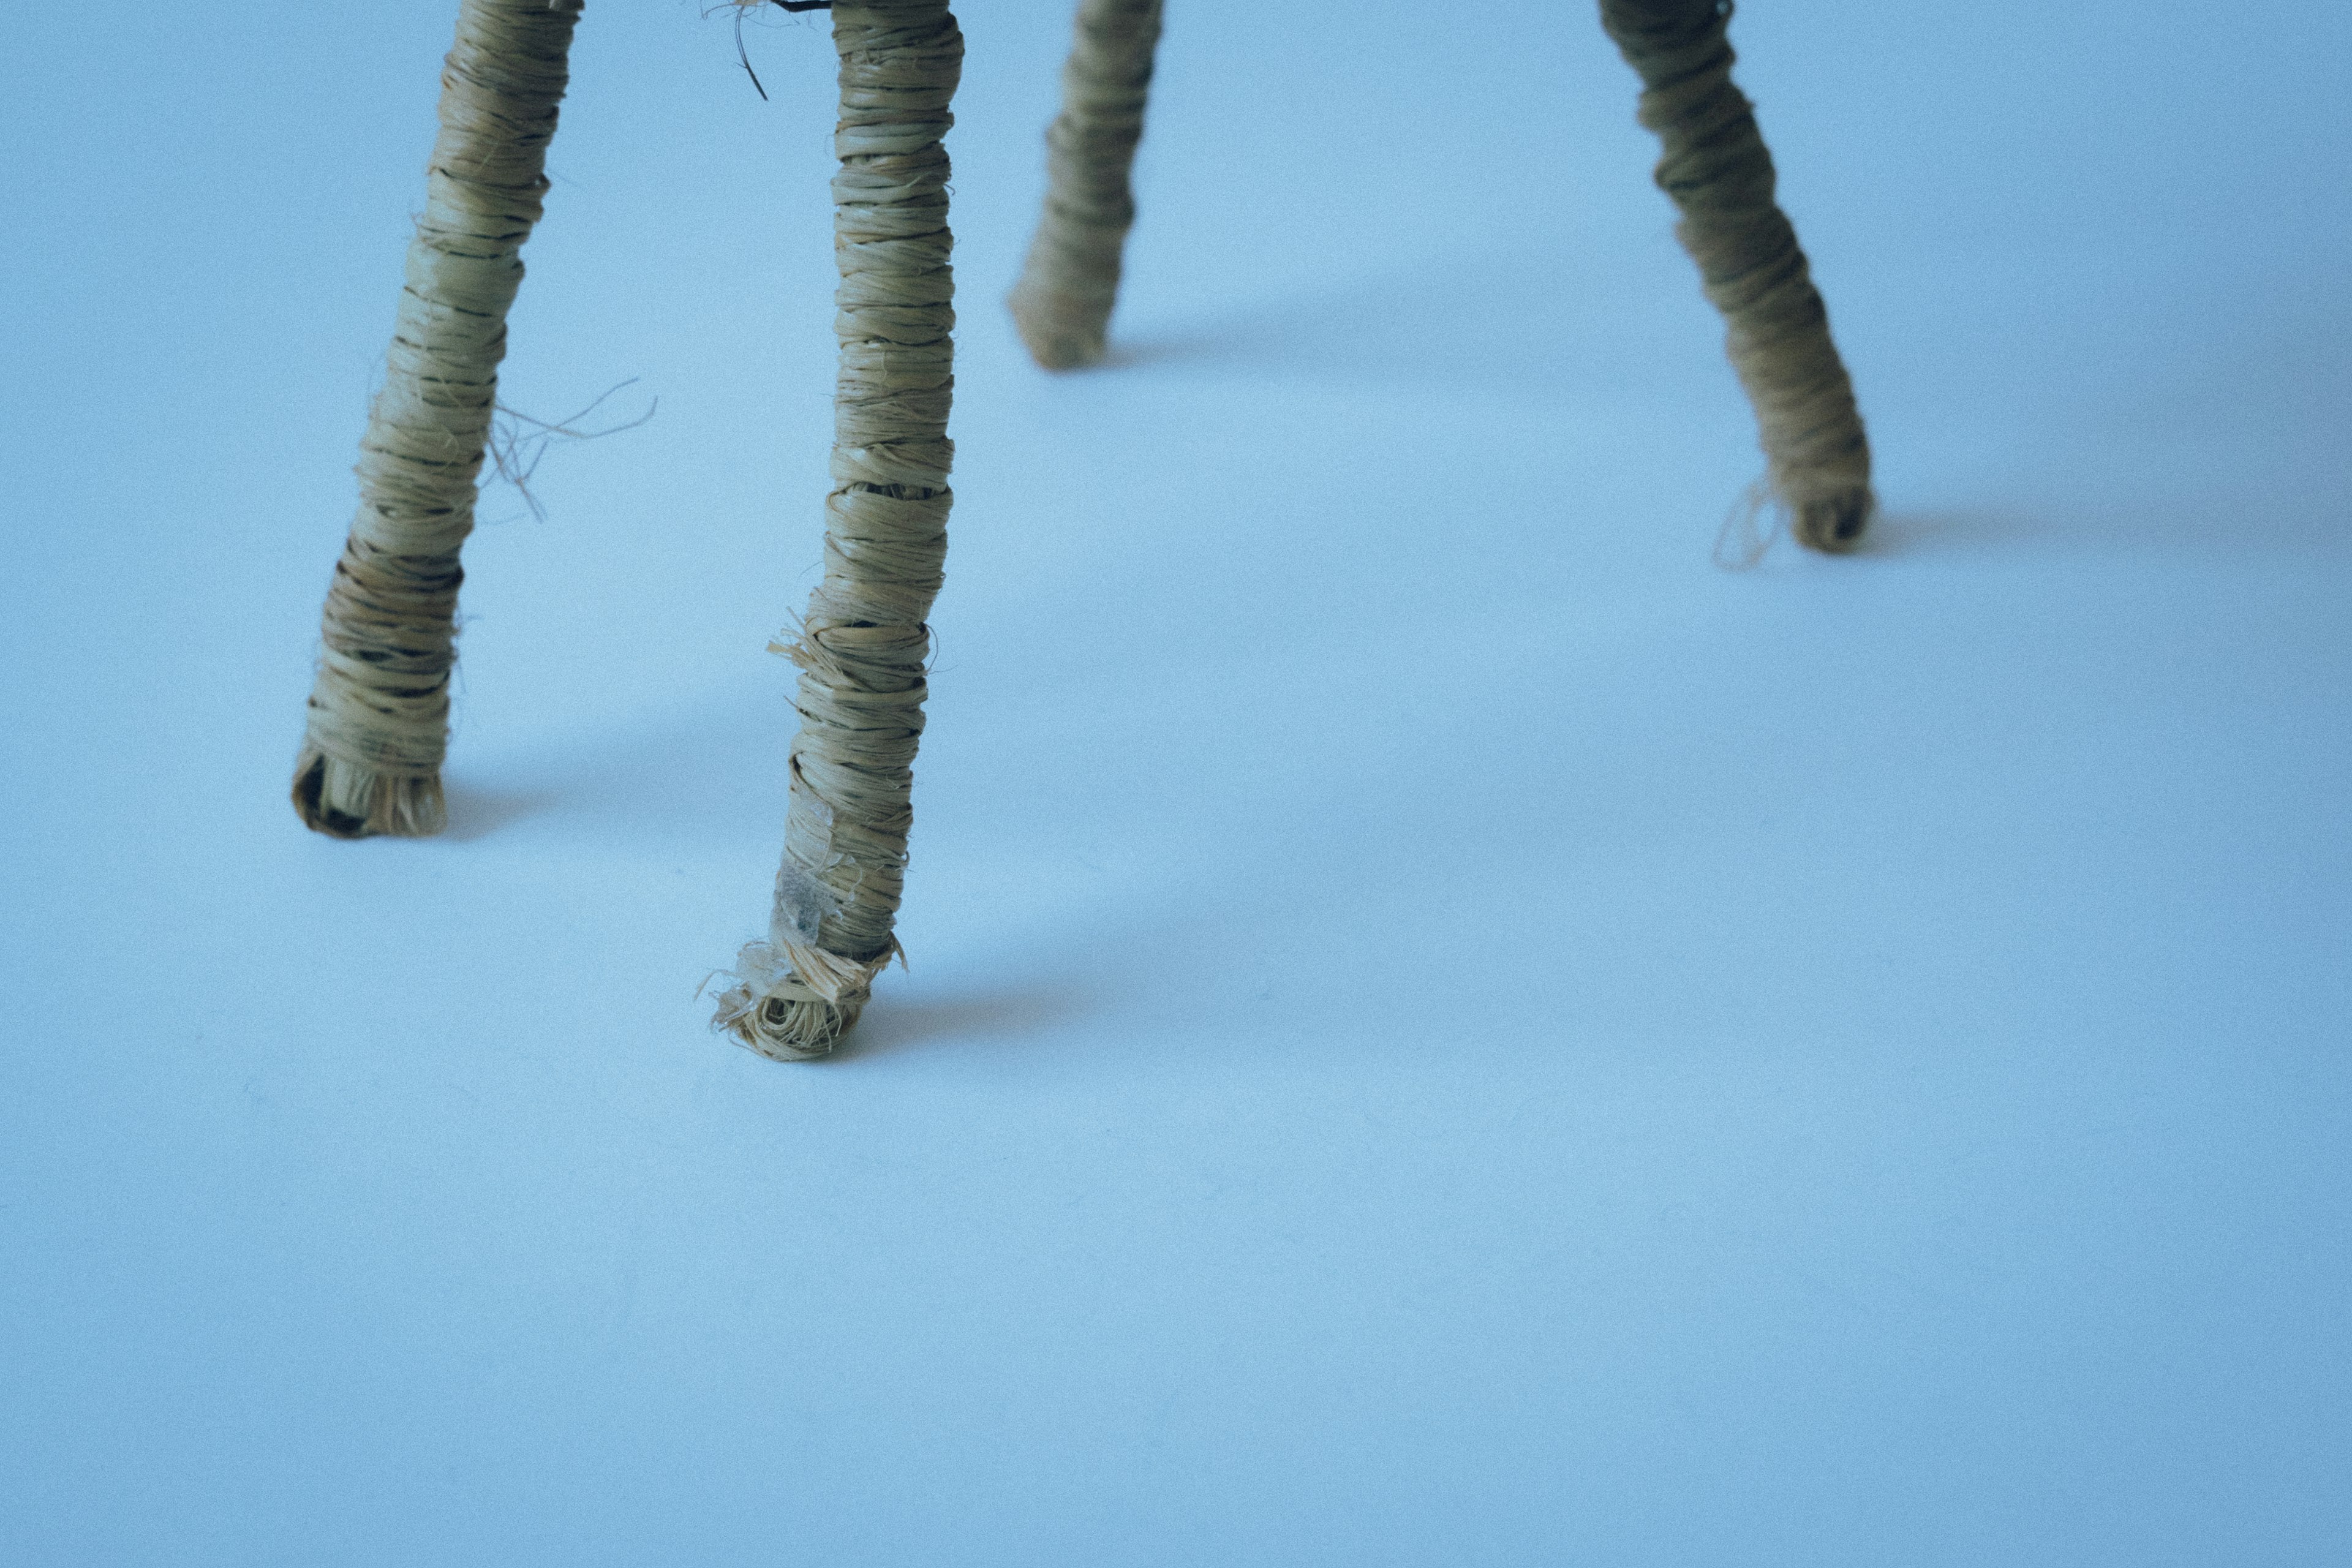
[292,0,584,836]
[1599,0,1872,551]
[1006,0,1163,370]
[713,1,964,1060]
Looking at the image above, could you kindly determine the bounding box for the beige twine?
[292,0,583,837]
[1006,0,1163,370]
[1599,0,1873,552]
[713,0,964,1061]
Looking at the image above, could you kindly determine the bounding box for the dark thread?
[739,0,832,97]
[736,6,768,100]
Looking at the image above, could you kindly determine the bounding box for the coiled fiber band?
[1006,0,1163,370]
[714,1,964,1060]
[1599,0,1872,551]
[292,0,584,836]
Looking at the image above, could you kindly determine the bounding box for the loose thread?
[1006,0,1164,369]
[486,379,655,522]
[1599,0,1874,552]
[292,0,584,837]
[1711,474,1781,570]
[713,0,964,1060]
[725,0,834,99]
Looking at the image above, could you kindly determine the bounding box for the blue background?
[4,2,2348,1562]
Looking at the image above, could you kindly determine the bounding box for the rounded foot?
[1007,286,1109,371]
[291,749,445,838]
[723,993,862,1062]
[1793,488,1874,554]
[709,940,884,1061]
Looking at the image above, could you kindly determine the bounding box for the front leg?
[715,0,964,1060]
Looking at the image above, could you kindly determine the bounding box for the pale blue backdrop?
[3,2,2348,1563]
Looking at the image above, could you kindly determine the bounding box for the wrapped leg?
[1600,0,1873,551]
[715,1,963,1060]
[293,0,584,834]
[1006,0,1163,370]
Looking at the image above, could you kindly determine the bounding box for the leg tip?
[1008,288,1110,371]
[1793,488,1875,554]
[291,750,445,839]
[708,940,881,1061]
[720,993,862,1062]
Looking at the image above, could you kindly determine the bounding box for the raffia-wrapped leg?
[713,1,963,1061]
[291,0,583,836]
[1006,0,1163,370]
[1599,0,1873,552]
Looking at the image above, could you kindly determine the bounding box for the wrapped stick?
[293,0,584,835]
[1006,0,1163,370]
[715,1,964,1060]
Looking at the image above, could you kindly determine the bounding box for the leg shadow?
[823,979,1099,1061]
[1855,502,2348,559]
[440,782,563,842]
[1850,508,2053,559]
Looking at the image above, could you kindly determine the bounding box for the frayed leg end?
[1793,486,1875,554]
[717,988,862,1062]
[708,940,884,1062]
[291,748,445,839]
[1007,282,1111,371]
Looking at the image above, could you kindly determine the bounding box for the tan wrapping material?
[1600,0,1874,551]
[714,1,964,1060]
[1006,0,1163,370]
[293,0,584,835]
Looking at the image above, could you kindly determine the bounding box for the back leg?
[1007,0,1164,369]
[1599,0,1873,551]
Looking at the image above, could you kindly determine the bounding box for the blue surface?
[3,2,2348,1562]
